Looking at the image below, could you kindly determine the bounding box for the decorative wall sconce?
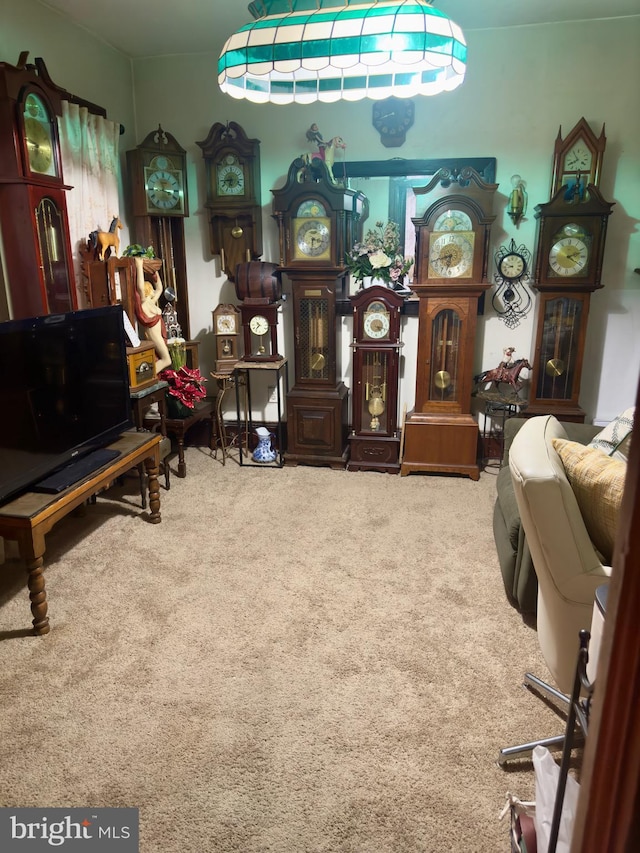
[507,174,528,227]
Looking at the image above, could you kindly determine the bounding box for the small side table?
[163,399,216,477]
[234,358,289,468]
[476,390,527,467]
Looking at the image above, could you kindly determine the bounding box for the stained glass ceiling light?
[218,0,466,105]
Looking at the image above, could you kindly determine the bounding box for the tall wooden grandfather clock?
[401,167,497,480]
[0,55,77,318]
[272,157,364,468]
[127,125,190,338]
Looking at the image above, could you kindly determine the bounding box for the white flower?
[370,250,391,270]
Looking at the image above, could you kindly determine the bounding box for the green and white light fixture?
[218,0,466,104]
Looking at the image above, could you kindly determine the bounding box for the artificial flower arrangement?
[345,220,413,287]
[158,338,207,413]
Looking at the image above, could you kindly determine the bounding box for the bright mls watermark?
[0,809,138,851]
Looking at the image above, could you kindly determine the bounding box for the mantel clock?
[272,157,365,468]
[197,121,262,281]
[126,125,191,338]
[347,285,404,473]
[213,303,242,372]
[401,167,498,480]
[0,56,77,318]
[550,117,606,202]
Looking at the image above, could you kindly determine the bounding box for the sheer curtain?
[58,101,121,308]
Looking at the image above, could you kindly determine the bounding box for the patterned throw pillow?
[552,438,626,564]
[588,407,634,461]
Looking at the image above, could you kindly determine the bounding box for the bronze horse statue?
[474,358,532,393]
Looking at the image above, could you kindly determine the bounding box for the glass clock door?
[35,195,74,313]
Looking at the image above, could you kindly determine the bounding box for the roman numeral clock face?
[548,223,591,277]
[144,155,184,213]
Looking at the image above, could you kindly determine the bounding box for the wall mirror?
[333,157,497,261]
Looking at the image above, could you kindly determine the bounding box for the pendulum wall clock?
[0,56,78,318]
[401,167,498,480]
[126,125,191,339]
[271,157,365,468]
[527,181,614,422]
[196,121,262,282]
[347,285,404,473]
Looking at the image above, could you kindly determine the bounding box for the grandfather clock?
[401,167,497,480]
[0,55,77,318]
[348,285,404,473]
[272,157,364,468]
[126,125,190,338]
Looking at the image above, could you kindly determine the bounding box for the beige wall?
[2,2,639,423]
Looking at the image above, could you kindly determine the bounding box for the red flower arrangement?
[158,365,207,410]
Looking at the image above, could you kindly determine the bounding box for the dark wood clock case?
[196,121,262,282]
[0,56,77,318]
[348,285,404,474]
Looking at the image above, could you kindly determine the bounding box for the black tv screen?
[0,305,133,505]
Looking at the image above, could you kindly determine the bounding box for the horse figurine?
[474,358,532,393]
[88,215,122,261]
[300,135,346,182]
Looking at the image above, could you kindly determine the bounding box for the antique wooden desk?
[0,431,161,636]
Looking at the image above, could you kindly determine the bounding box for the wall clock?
[372,97,415,148]
[528,183,614,421]
[492,238,532,328]
[0,57,77,318]
[213,303,242,372]
[401,167,498,480]
[550,117,606,202]
[197,121,262,281]
[126,125,191,338]
[347,285,404,473]
[272,157,365,467]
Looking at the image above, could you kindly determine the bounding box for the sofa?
[493,417,600,613]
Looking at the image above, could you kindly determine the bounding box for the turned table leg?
[145,456,162,524]
[176,438,186,478]
[26,555,50,635]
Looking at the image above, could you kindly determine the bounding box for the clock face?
[216,313,238,334]
[294,218,331,260]
[563,140,593,173]
[498,252,526,281]
[145,168,183,210]
[548,236,589,277]
[217,155,245,196]
[249,315,269,336]
[23,93,57,177]
[428,232,475,279]
[363,303,391,340]
[372,97,415,147]
[433,209,473,232]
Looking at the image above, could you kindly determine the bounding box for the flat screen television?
[0,304,133,505]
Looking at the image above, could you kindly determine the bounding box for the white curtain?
[58,101,121,308]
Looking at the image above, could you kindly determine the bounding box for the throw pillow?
[552,438,627,564]
[589,406,635,461]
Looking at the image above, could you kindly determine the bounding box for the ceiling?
[41,0,639,61]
